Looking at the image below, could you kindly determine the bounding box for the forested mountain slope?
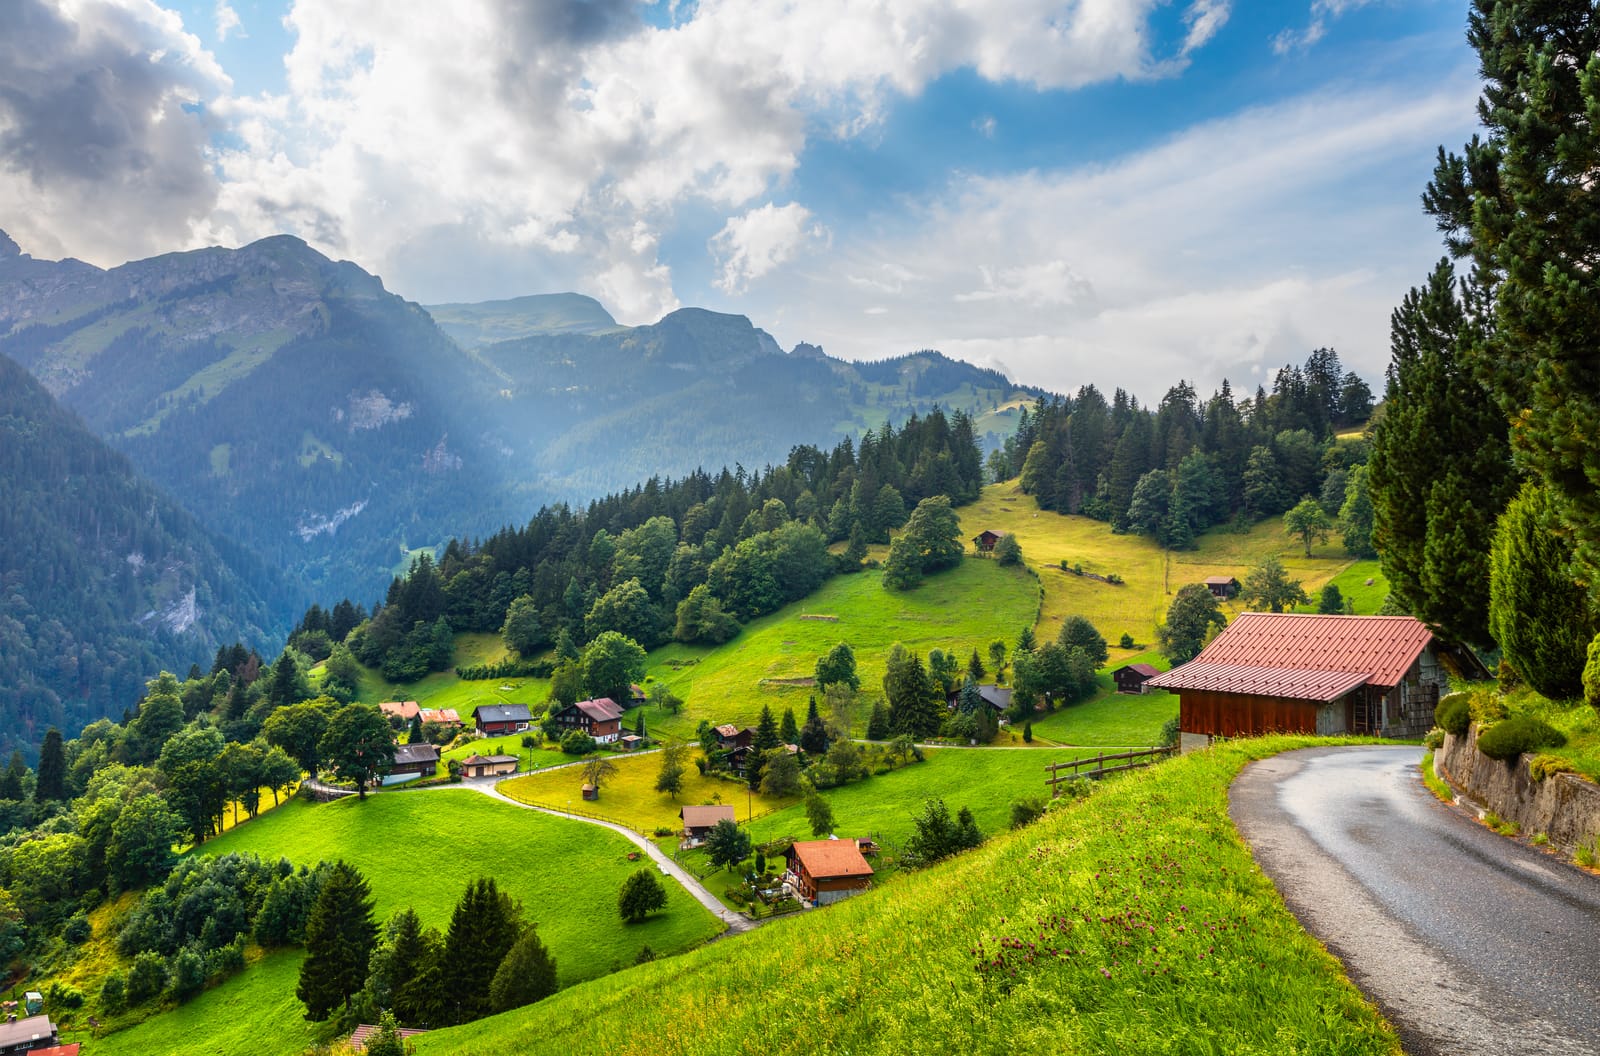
[0,352,290,756]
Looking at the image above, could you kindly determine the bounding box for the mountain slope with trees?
[0,351,290,756]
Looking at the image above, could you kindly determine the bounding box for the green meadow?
[195,791,721,979]
[409,736,1400,1056]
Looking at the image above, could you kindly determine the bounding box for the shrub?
[1434,693,1472,737]
[99,971,126,1012]
[44,982,83,1009]
[126,950,168,1004]
[560,730,597,755]
[1119,633,1135,649]
[1529,754,1576,782]
[1576,839,1598,869]
[207,936,246,978]
[1422,728,1444,750]
[1159,717,1181,748]
[1009,796,1047,830]
[1476,716,1566,761]
[170,947,207,1001]
[62,911,90,945]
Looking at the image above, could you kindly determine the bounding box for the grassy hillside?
[197,791,721,983]
[644,559,1040,739]
[409,736,1400,1056]
[957,481,1390,659]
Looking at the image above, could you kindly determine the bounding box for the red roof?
[1204,576,1239,586]
[1146,663,1370,702]
[790,839,874,880]
[1187,612,1433,686]
[1120,663,1160,677]
[379,701,421,720]
[34,1046,79,1056]
[575,697,624,722]
[351,1024,429,1050]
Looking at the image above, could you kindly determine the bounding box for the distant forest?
[998,348,1375,551]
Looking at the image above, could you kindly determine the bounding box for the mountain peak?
[0,230,20,259]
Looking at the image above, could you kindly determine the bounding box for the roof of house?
[379,701,421,720]
[0,1015,55,1049]
[1147,613,1434,698]
[790,839,875,880]
[351,1024,429,1050]
[977,684,1013,709]
[460,754,518,766]
[679,804,736,827]
[630,683,647,696]
[1118,663,1161,678]
[33,1045,78,1056]
[620,734,643,743]
[1204,576,1240,586]
[477,704,532,723]
[419,707,460,723]
[393,743,440,765]
[573,697,624,722]
[714,723,744,738]
[974,528,1010,539]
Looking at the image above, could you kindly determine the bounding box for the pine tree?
[966,648,987,682]
[805,784,835,836]
[407,714,425,744]
[296,862,377,1021]
[0,751,25,801]
[386,910,446,1028]
[865,702,889,740]
[1489,484,1595,699]
[779,707,799,746]
[34,728,65,803]
[882,646,939,738]
[752,705,781,752]
[798,697,829,755]
[443,878,521,1024]
[489,926,558,1012]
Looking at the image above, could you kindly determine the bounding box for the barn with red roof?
[1147,613,1448,750]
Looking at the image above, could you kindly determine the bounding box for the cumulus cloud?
[729,77,1479,401]
[0,0,226,262]
[710,202,828,294]
[214,1,241,40]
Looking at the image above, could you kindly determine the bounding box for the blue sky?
[0,0,1480,399]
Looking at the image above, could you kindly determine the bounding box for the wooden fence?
[1045,746,1176,796]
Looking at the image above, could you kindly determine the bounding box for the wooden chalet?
[379,700,421,723]
[680,804,736,842]
[388,742,440,782]
[946,683,1013,714]
[714,724,754,750]
[972,528,1009,553]
[785,839,874,905]
[1147,613,1447,750]
[1204,576,1241,600]
[351,1024,428,1052]
[551,697,625,744]
[475,704,532,736]
[459,754,518,779]
[629,683,648,707]
[1113,663,1160,694]
[0,1015,57,1056]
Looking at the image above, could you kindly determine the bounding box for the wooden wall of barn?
[1178,691,1328,737]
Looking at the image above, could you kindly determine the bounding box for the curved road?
[1231,745,1600,1056]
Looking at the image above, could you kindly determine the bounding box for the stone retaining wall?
[1435,727,1600,854]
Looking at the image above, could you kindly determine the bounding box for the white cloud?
[710,202,828,294]
[1182,0,1230,55]
[729,76,1479,401]
[1273,0,1374,55]
[974,114,997,139]
[214,1,241,40]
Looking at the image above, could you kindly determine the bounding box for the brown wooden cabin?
[1204,576,1241,600]
[389,742,440,781]
[1113,663,1160,694]
[1147,613,1447,750]
[679,804,736,842]
[972,529,1009,553]
[459,754,518,779]
[475,704,532,736]
[551,698,624,744]
[785,839,874,905]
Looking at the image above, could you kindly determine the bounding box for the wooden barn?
[1204,576,1241,600]
[1147,613,1448,750]
[972,529,1009,553]
[1113,663,1160,694]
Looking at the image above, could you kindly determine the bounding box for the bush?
[1159,717,1181,748]
[44,982,83,1009]
[1476,716,1567,761]
[170,946,207,1001]
[1009,796,1047,830]
[1529,754,1575,782]
[99,971,126,1012]
[1422,728,1444,750]
[1119,633,1135,649]
[560,730,597,755]
[62,911,90,945]
[126,950,168,1004]
[1434,693,1472,737]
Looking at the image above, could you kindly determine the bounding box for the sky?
[0,0,1482,401]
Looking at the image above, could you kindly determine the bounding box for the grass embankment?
[957,482,1388,658]
[411,736,1400,1056]
[644,558,1040,740]
[1462,685,1600,783]
[197,792,722,982]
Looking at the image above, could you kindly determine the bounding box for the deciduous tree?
[1158,584,1226,665]
[1240,554,1310,614]
[617,868,667,923]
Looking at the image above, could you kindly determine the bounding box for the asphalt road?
[1231,745,1600,1056]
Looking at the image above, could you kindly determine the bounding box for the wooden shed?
[1147,613,1447,750]
[1113,663,1160,694]
[972,529,1010,553]
[459,754,518,779]
[1204,576,1241,600]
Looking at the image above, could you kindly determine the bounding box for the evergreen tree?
[1489,484,1596,700]
[967,648,987,683]
[34,728,65,803]
[882,645,940,738]
[489,926,557,1013]
[444,878,521,1024]
[296,862,377,1020]
[799,696,830,755]
[1423,1,1600,580]
[1318,583,1345,615]
[865,702,889,740]
[804,784,835,836]
[814,642,860,691]
[1368,260,1514,647]
[779,707,799,746]
[1057,616,1109,666]
[1339,464,1378,558]
[407,714,425,744]
[381,909,445,1027]
[0,751,24,801]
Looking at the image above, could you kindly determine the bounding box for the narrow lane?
[1231,745,1600,1056]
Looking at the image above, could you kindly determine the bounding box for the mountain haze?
[0,351,290,756]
